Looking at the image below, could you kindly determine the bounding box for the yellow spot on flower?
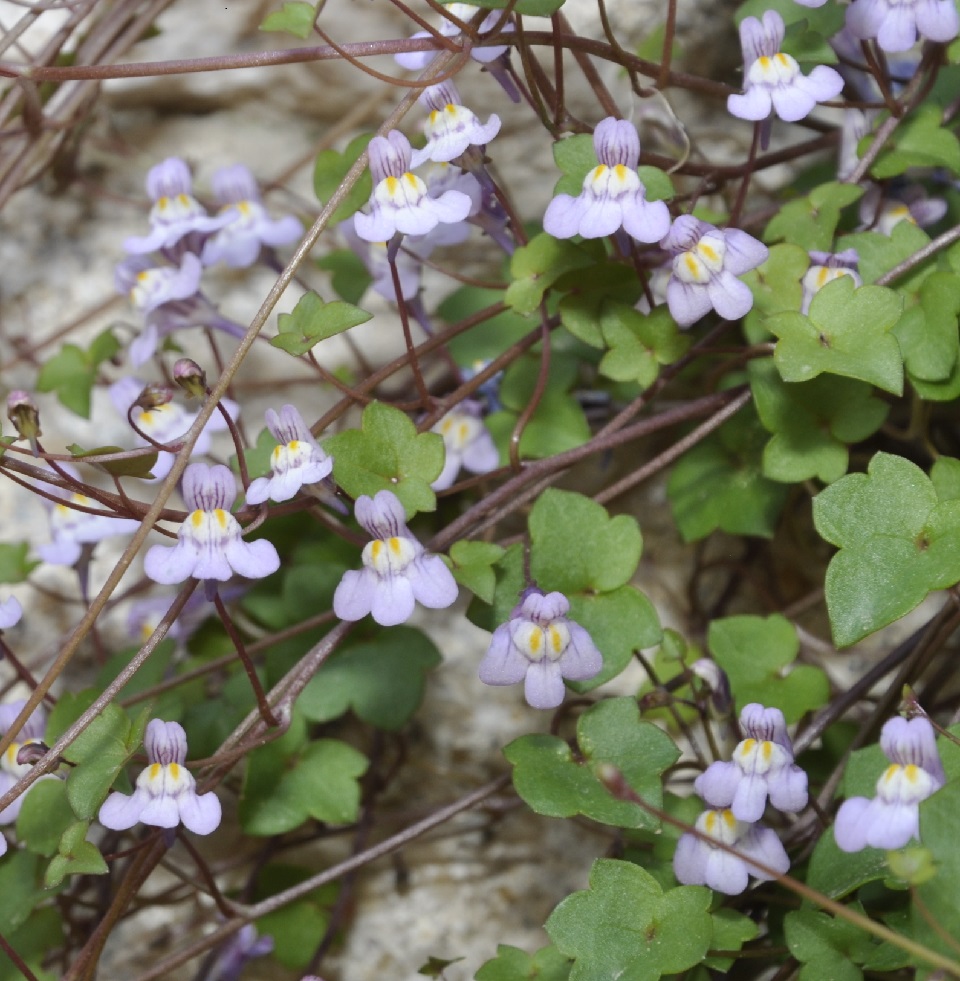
[149,763,162,780]
[759,56,771,68]
[214,509,228,528]
[371,540,383,561]
[705,811,718,834]
[169,762,180,780]
[191,510,204,528]
[385,176,400,193]
[614,164,627,180]
[388,537,403,555]
[775,53,789,66]
[177,194,189,206]
[684,254,701,276]
[527,630,542,654]
[548,626,564,655]
[761,741,773,762]
[288,440,300,452]
[445,103,456,113]
[699,242,719,263]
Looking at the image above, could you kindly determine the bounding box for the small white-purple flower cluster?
[541,116,769,328]
[834,715,945,852]
[117,158,302,365]
[673,703,806,895]
[99,719,221,835]
[477,588,603,710]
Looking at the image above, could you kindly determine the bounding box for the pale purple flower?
[353,131,472,243]
[695,703,808,822]
[98,719,221,834]
[728,11,843,123]
[209,924,274,981]
[847,0,959,53]
[333,490,458,626]
[0,699,48,824]
[431,402,499,491]
[0,596,22,629]
[835,716,945,852]
[801,249,862,314]
[661,216,768,326]
[673,807,790,895]
[143,463,280,584]
[36,466,139,567]
[109,377,238,481]
[478,588,603,710]
[245,404,333,505]
[394,2,512,70]
[124,157,233,256]
[409,81,501,167]
[200,164,303,268]
[794,0,827,5]
[859,184,948,236]
[543,117,671,243]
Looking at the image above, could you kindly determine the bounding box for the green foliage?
[504,698,679,829]
[749,359,888,484]
[545,859,714,981]
[813,452,960,646]
[240,730,368,836]
[0,907,61,981]
[298,626,441,730]
[893,272,960,393]
[313,132,373,223]
[0,850,45,932]
[785,907,909,981]
[559,263,644,348]
[448,540,506,603]
[766,276,903,394]
[742,242,809,340]
[254,865,336,970]
[506,234,596,314]
[869,106,960,178]
[764,182,864,251]
[486,353,591,461]
[597,304,690,387]
[67,443,158,479]
[46,692,148,820]
[36,328,119,417]
[470,0,567,15]
[271,290,372,355]
[16,780,75,857]
[0,542,38,583]
[475,945,572,981]
[325,401,444,516]
[839,221,932,288]
[707,614,829,721]
[667,406,789,540]
[806,828,890,899]
[316,248,373,305]
[259,1,317,37]
[437,285,533,365]
[45,821,108,888]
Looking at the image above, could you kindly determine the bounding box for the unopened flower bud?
[134,383,175,411]
[6,390,41,456]
[16,741,49,767]
[173,359,207,399]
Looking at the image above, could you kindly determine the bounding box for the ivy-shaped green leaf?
[545,859,713,981]
[707,614,830,722]
[272,290,372,355]
[767,275,903,394]
[506,234,596,314]
[742,242,809,341]
[598,304,690,387]
[45,821,107,888]
[448,540,505,603]
[240,738,368,836]
[324,401,444,516]
[764,182,864,251]
[813,452,960,646]
[36,328,119,418]
[316,248,373,305]
[749,359,888,484]
[504,698,679,830]
[668,406,789,541]
[476,945,572,981]
[16,780,74,858]
[893,271,960,386]
[486,353,591,461]
[870,106,960,178]
[839,221,932,290]
[297,627,440,731]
